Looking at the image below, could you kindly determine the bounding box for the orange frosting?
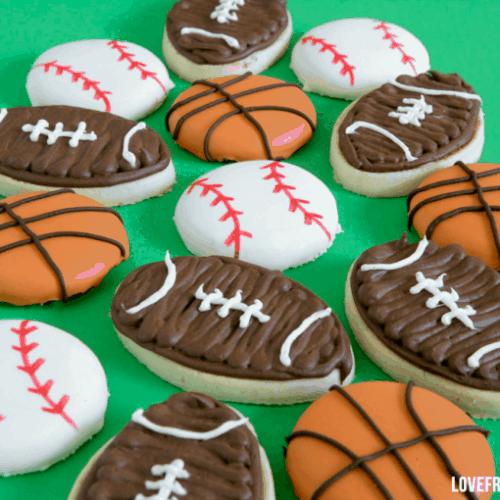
[286,382,495,499]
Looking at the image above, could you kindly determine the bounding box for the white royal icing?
[132,409,249,440]
[280,308,332,367]
[22,120,97,147]
[195,285,271,328]
[180,27,241,49]
[211,0,245,23]
[468,342,500,369]
[126,251,176,314]
[388,95,433,127]
[123,122,147,167]
[0,108,7,124]
[135,459,189,500]
[346,120,417,162]
[410,272,476,330]
[361,236,429,272]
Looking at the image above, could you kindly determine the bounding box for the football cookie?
[68,392,275,500]
[346,233,500,418]
[0,320,108,476]
[286,381,495,500]
[330,71,484,197]
[173,161,341,269]
[163,0,292,82]
[290,18,430,100]
[165,73,316,162]
[0,106,175,206]
[408,162,500,270]
[0,189,129,306]
[27,39,174,120]
[111,252,355,404]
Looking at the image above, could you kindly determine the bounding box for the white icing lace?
[211,0,245,23]
[410,272,476,330]
[135,459,189,500]
[468,342,500,368]
[0,108,7,124]
[180,27,240,49]
[388,95,433,127]
[195,285,271,328]
[22,120,97,147]
[123,122,147,167]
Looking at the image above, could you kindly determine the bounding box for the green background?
[0,0,499,498]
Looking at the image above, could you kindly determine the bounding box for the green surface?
[0,0,499,498]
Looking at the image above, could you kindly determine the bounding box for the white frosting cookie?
[173,160,342,270]
[0,320,109,476]
[26,40,174,120]
[291,18,430,100]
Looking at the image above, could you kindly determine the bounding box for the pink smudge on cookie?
[75,263,105,280]
[272,124,305,147]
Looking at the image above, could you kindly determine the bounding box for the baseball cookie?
[346,233,500,418]
[0,106,175,206]
[173,161,341,269]
[27,39,174,120]
[0,189,129,306]
[286,381,495,500]
[163,0,292,82]
[165,73,316,162]
[111,252,354,404]
[408,162,500,270]
[68,392,274,499]
[331,71,484,197]
[291,18,430,100]
[0,320,108,476]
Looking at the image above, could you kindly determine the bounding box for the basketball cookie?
[346,233,500,418]
[330,71,484,197]
[0,189,129,306]
[0,320,108,476]
[163,0,292,82]
[0,106,175,206]
[173,161,341,270]
[290,18,430,100]
[27,39,174,120]
[68,392,275,499]
[286,381,495,500]
[165,73,316,162]
[408,162,500,270]
[111,252,354,404]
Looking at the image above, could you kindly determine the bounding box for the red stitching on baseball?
[301,36,356,86]
[373,22,417,75]
[35,60,112,112]
[0,415,5,422]
[260,161,332,240]
[187,178,252,258]
[107,41,167,93]
[11,320,78,430]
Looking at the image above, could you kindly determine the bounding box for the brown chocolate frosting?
[76,392,262,500]
[339,71,481,173]
[0,106,171,187]
[111,254,353,381]
[351,234,500,391]
[166,0,288,65]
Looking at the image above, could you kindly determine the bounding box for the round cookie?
[163,0,292,82]
[0,320,108,476]
[111,252,354,405]
[27,39,174,120]
[286,381,495,499]
[0,189,129,305]
[408,162,500,270]
[68,392,275,499]
[165,73,317,162]
[173,160,341,270]
[331,72,484,197]
[290,18,430,100]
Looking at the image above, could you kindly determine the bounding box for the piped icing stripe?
[361,236,429,271]
[345,121,417,162]
[132,409,249,440]
[0,108,7,124]
[388,96,433,127]
[468,342,500,368]
[195,285,271,328]
[123,122,147,167]
[126,250,176,314]
[22,119,97,147]
[280,308,331,367]
[135,459,189,500]
[211,0,245,23]
[389,79,483,103]
[180,28,241,49]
